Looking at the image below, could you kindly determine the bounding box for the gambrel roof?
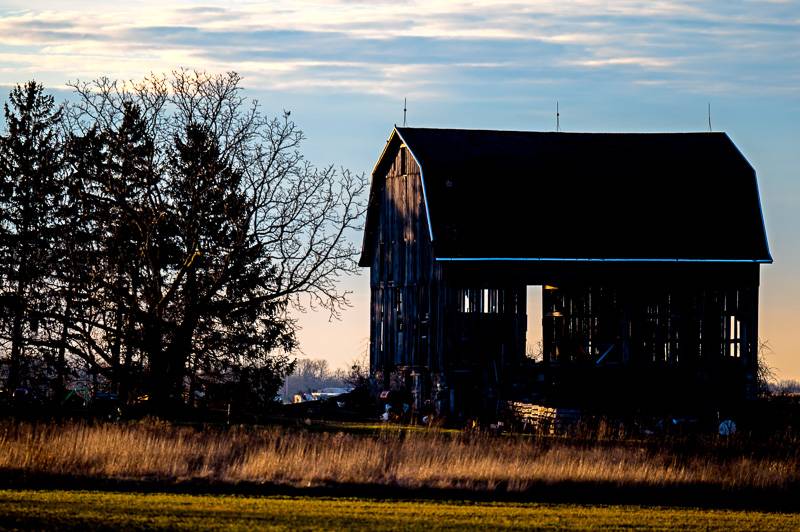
[360,126,772,266]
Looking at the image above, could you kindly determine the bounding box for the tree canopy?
[0,73,366,416]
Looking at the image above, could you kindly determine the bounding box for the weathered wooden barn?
[360,127,771,418]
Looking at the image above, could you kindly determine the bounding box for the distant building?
[360,127,771,418]
[293,388,352,403]
[311,387,352,400]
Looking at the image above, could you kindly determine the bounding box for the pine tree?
[58,104,156,402]
[0,82,64,394]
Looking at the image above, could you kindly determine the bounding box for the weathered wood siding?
[369,145,441,381]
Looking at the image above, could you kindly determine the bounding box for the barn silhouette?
[360,127,771,419]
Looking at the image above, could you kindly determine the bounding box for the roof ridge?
[396,126,727,136]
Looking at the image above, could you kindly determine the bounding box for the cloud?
[569,57,678,69]
[0,1,797,98]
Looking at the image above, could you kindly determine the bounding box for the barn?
[359,127,771,419]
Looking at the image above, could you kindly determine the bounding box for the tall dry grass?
[0,421,797,492]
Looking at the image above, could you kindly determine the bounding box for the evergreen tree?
[59,104,156,402]
[0,82,64,394]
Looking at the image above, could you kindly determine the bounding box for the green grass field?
[0,490,798,530]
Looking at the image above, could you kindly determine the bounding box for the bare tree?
[756,338,777,397]
[67,70,365,314]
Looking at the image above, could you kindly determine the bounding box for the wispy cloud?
[569,57,678,69]
[0,1,797,98]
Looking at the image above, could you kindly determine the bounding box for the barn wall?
[539,282,760,404]
[369,145,442,386]
[542,285,758,369]
[440,261,761,407]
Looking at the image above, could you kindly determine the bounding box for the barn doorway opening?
[526,285,543,362]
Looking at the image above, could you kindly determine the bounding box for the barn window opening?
[725,314,741,357]
[376,288,384,353]
[396,288,404,331]
[458,289,470,313]
[526,286,543,361]
[457,288,506,314]
[698,319,703,358]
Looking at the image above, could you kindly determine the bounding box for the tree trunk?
[153,267,200,418]
[110,286,123,394]
[119,271,140,406]
[119,308,134,405]
[160,313,199,417]
[53,286,74,403]
[7,280,27,392]
[145,317,170,415]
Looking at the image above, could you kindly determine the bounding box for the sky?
[1,1,798,379]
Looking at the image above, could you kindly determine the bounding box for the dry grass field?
[0,420,798,495]
[1,489,799,530]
